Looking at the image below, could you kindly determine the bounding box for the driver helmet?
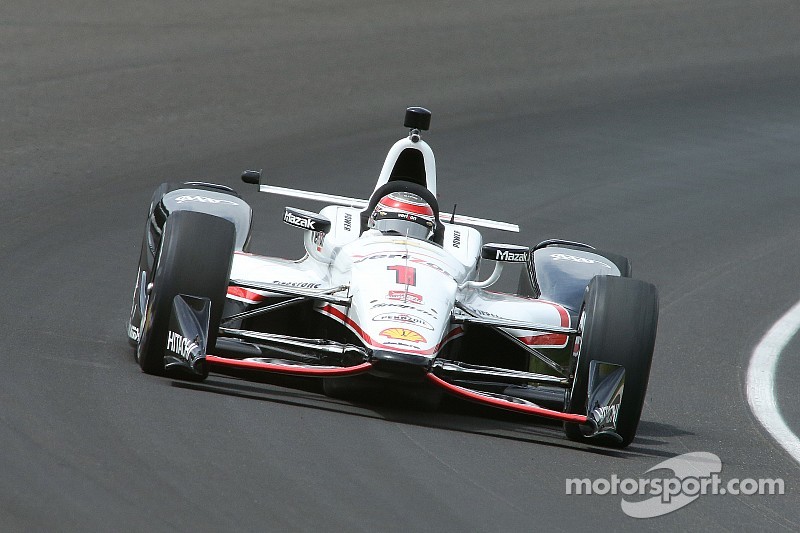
[368,191,436,240]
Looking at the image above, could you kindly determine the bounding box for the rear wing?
[255,181,519,233]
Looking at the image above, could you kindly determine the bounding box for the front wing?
[166,279,622,439]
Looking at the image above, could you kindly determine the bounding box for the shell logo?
[379,328,426,343]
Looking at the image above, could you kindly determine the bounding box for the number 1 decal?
[387,265,416,286]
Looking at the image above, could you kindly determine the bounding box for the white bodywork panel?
[373,137,437,196]
[229,128,562,355]
[229,223,569,355]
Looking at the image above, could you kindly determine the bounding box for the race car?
[127,107,659,447]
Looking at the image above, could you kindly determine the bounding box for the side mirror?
[481,243,529,263]
[283,207,331,234]
[241,169,261,184]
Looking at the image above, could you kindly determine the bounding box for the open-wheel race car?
[127,107,659,447]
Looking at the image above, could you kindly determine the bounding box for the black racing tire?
[564,275,658,447]
[128,182,171,348]
[136,210,235,376]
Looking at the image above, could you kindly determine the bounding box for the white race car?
[127,107,658,447]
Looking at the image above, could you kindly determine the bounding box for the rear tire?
[564,275,658,447]
[136,210,235,376]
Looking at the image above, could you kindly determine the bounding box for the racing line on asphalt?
[747,298,800,465]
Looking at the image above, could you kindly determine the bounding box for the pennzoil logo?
[379,328,426,343]
[373,313,434,330]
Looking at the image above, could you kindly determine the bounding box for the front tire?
[564,275,658,447]
[136,210,235,376]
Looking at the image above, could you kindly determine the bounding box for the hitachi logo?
[590,403,620,428]
[166,331,199,360]
[284,211,316,230]
[495,249,526,262]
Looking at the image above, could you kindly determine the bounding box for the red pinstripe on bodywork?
[206,356,373,376]
[426,373,588,423]
[204,356,582,423]
[504,297,571,348]
[226,286,267,303]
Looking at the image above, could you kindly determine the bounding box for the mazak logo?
[174,195,238,205]
[284,211,316,230]
[495,249,526,262]
[166,331,200,360]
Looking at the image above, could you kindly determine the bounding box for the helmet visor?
[371,212,434,240]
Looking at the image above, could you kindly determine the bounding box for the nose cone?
[369,349,432,382]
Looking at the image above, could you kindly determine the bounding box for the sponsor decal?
[343,212,353,231]
[174,195,238,205]
[373,313,434,330]
[313,230,325,251]
[271,280,321,288]
[371,302,438,318]
[284,210,317,230]
[495,249,527,262]
[387,290,423,305]
[590,403,620,430]
[128,323,140,342]
[380,327,426,343]
[166,331,199,360]
[353,253,449,276]
[475,309,502,319]
[387,265,416,286]
[550,253,612,269]
[452,230,461,248]
[382,340,421,349]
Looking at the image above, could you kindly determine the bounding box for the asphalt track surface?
[2,1,800,531]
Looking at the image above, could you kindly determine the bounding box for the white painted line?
[746,299,800,465]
